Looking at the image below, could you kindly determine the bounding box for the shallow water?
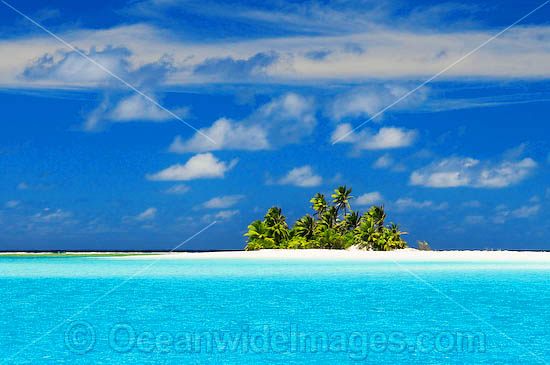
[1,257,549,364]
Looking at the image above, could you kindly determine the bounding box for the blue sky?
[1,0,549,250]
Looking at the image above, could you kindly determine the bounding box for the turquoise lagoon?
[1,257,549,364]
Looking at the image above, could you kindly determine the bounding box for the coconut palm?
[293,214,316,240]
[365,205,386,232]
[318,206,339,230]
[331,186,354,216]
[243,186,409,251]
[264,207,289,245]
[309,193,327,219]
[244,220,275,250]
[343,210,362,232]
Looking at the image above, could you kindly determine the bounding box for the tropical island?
[244,186,408,251]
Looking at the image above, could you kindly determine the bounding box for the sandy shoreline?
[3,249,550,262]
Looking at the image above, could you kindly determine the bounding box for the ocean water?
[1,257,549,364]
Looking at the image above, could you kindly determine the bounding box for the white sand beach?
[102,249,550,262]
[3,249,550,262]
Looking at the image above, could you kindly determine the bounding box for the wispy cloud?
[4,200,20,208]
[393,198,448,211]
[202,195,245,209]
[135,207,157,221]
[163,184,190,194]
[202,209,240,222]
[410,155,537,188]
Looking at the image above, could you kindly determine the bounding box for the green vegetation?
[417,241,432,251]
[245,186,407,251]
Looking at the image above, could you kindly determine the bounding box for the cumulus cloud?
[254,93,317,144]
[410,156,537,188]
[169,118,269,153]
[373,154,394,169]
[331,124,417,150]
[203,195,245,209]
[163,184,190,194]
[169,93,316,152]
[277,165,322,187]
[394,198,448,211]
[108,94,171,122]
[355,192,383,206]
[147,153,238,181]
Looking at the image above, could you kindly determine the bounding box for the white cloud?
[32,208,73,222]
[215,210,239,220]
[7,22,550,89]
[163,184,190,194]
[203,195,245,209]
[169,118,269,153]
[410,156,537,188]
[355,192,384,206]
[202,209,240,222]
[493,204,540,223]
[461,200,481,208]
[373,154,393,169]
[5,200,20,208]
[170,93,315,152]
[277,165,322,187]
[136,207,157,221]
[254,93,316,144]
[394,198,448,211]
[331,124,418,150]
[147,153,238,181]
[22,46,131,85]
[328,85,429,121]
[108,94,171,122]
[511,205,540,219]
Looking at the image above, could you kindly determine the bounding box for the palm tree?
[294,214,316,240]
[343,210,362,232]
[318,206,339,230]
[309,193,327,219]
[264,207,289,245]
[331,186,354,216]
[365,205,386,232]
[244,220,275,249]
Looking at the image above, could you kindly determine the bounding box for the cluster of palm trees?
[244,186,407,251]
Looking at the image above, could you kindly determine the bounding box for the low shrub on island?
[244,186,407,251]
